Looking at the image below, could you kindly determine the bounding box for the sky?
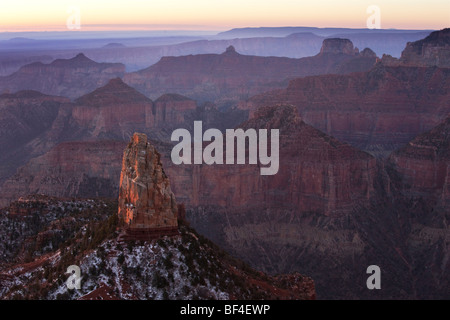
[0,0,449,32]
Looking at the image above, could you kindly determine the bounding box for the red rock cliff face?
[0,80,199,208]
[243,65,450,157]
[166,105,376,217]
[320,38,359,55]
[71,78,154,138]
[0,91,70,183]
[0,53,125,99]
[398,28,450,67]
[71,78,197,139]
[118,133,178,238]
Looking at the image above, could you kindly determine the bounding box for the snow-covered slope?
[0,196,315,300]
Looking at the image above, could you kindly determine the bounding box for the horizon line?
[0,24,442,34]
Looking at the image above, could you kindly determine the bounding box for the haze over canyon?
[0,26,448,300]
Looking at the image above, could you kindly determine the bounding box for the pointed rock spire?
[118,133,179,240]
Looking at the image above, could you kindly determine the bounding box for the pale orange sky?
[0,0,449,32]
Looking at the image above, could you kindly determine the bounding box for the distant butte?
[224,45,238,54]
[123,40,377,106]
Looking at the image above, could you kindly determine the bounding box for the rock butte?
[118,133,179,240]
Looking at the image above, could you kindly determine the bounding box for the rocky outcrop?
[399,28,450,67]
[0,197,316,300]
[71,78,154,139]
[0,81,240,208]
[320,38,358,55]
[153,94,197,126]
[359,47,377,58]
[388,115,450,210]
[118,133,178,239]
[124,41,377,107]
[242,64,450,158]
[0,55,53,77]
[0,90,68,153]
[1,104,377,217]
[0,53,125,99]
[72,78,197,140]
[21,29,425,74]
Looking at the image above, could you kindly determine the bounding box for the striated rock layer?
[124,40,376,107]
[0,79,239,208]
[398,28,450,67]
[320,38,359,55]
[0,102,447,298]
[118,133,178,240]
[242,64,450,158]
[163,104,448,299]
[388,115,450,211]
[71,78,197,140]
[242,30,450,158]
[0,196,316,300]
